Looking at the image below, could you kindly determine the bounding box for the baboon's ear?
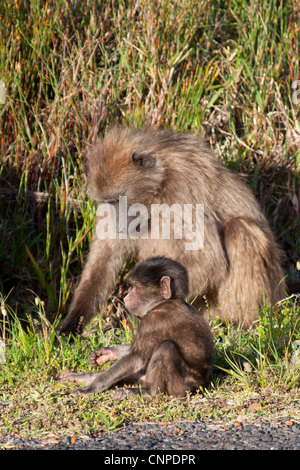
[131,152,156,168]
[160,276,172,299]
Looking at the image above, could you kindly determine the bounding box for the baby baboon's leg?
[142,340,189,397]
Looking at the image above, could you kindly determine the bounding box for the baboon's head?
[86,127,167,207]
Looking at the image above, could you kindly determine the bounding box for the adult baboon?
[59,127,286,335]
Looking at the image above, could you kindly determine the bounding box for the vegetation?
[0,0,299,440]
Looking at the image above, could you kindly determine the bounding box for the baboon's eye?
[131,152,156,169]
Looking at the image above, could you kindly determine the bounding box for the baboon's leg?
[142,340,190,397]
[216,217,285,327]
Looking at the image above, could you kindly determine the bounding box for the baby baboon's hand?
[89,348,118,367]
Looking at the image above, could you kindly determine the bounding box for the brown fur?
[59,257,214,397]
[59,127,286,335]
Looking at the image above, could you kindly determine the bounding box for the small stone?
[233,421,243,430]
[247,402,261,412]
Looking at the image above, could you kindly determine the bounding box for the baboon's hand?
[89,348,118,367]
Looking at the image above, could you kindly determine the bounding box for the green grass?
[0,296,299,439]
[0,0,299,440]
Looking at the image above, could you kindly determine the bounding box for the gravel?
[1,419,300,450]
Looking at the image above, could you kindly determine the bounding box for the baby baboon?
[60,257,214,397]
[59,127,286,335]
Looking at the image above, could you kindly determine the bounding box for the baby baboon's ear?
[131,152,156,169]
[160,276,172,299]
